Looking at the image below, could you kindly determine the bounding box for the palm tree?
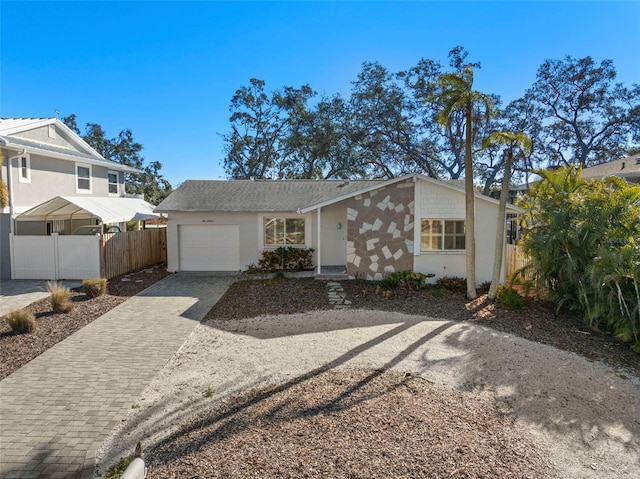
[434,67,495,299]
[482,131,532,300]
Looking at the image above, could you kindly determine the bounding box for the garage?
[178,225,240,271]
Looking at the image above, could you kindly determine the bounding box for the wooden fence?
[505,244,531,285]
[101,228,167,279]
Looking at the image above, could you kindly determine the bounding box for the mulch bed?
[207,277,639,378]
[0,263,168,380]
[147,369,550,479]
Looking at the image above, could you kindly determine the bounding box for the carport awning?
[16,196,160,224]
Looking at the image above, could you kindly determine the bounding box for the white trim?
[17,154,31,184]
[107,170,120,196]
[419,218,466,252]
[316,207,321,275]
[299,173,525,214]
[0,138,141,173]
[76,162,92,194]
[258,213,310,249]
[1,118,108,160]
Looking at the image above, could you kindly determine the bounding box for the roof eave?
[0,137,141,173]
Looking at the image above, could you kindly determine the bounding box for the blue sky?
[1,1,639,186]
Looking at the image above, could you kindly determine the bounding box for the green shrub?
[5,309,37,334]
[478,281,491,294]
[376,271,434,293]
[436,276,467,292]
[47,281,74,313]
[258,247,314,271]
[496,286,524,310]
[83,278,107,298]
[431,288,447,298]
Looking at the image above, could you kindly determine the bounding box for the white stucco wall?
[165,211,318,272]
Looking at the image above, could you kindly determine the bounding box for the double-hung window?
[76,163,92,193]
[264,217,306,245]
[108,171,119,195]
[421,219,465,251]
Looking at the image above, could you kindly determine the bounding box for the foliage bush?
[376,271,434,293]
[496,286,523,310]
[83,278,107,298]
[258,247,314,271]
[519,167,640,351]
[5,309,37,334]
[47,281,74,313]
[435,276,467,292]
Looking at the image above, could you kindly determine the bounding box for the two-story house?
[0,117,150,279]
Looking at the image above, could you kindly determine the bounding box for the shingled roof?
[581,155,640,183]
[155,179,388,213]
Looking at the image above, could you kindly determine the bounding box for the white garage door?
[178,225,240,271]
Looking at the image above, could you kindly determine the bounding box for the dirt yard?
[96,278,640,479]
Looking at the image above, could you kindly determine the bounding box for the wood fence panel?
[101,229,167,279]
[505,244,531,285]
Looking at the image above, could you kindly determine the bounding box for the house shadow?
[204,308,449,339]
[132,272,240,321]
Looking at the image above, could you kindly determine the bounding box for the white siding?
[413,179,504,285]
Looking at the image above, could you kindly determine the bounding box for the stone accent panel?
[346,179,414,280]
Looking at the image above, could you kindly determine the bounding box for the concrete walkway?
[0,274,235,479]
[0,281,81,317]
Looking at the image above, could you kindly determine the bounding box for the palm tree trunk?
[464,103,477,299]
[488,150,513,300]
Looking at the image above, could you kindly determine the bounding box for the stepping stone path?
[326,281,351,309]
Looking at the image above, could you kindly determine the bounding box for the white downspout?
[6,154,16,234]
[316,207,321,275]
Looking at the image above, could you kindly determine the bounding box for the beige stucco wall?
[2,149,123,212]
[14,124,78,150]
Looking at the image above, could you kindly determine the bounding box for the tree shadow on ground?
[100,317,456,471]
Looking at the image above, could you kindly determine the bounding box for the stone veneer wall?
[346,179,415,280]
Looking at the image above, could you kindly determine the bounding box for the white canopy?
[16,196,160,224]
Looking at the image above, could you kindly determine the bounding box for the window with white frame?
[264,217,306,245]
[108,171,119,195]
[421,219,465,251]
[76,163,92,192]
[18,155,31,183]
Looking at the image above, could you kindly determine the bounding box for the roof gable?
[0,118,140,174]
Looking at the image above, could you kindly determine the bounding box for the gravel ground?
[97,277,640,479]
[0,264,168,380]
